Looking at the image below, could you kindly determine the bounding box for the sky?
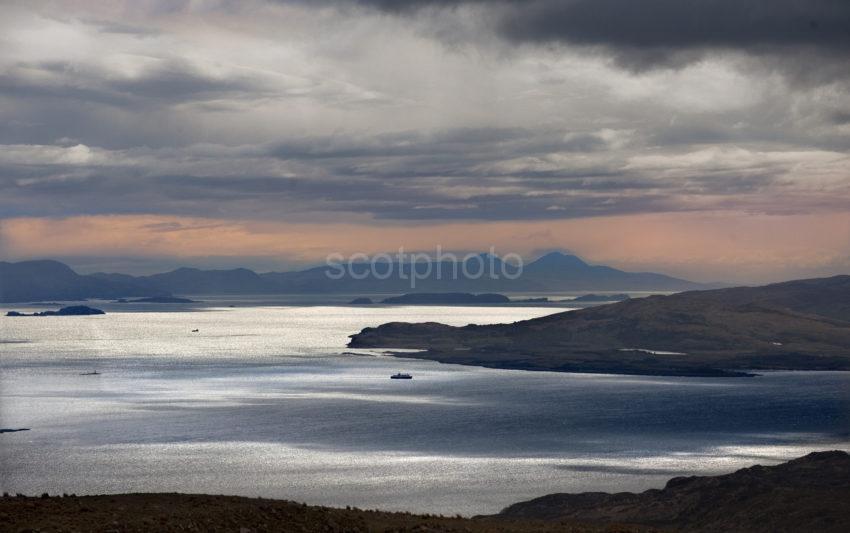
[0,0,849,282]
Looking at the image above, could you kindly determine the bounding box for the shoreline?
[372,348,759,377]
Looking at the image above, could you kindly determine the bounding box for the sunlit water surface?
[1,304,849,514]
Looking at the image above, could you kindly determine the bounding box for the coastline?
[368,348,758,377]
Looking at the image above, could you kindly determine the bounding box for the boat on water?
[80,371,100,376]
[390,373,413,379]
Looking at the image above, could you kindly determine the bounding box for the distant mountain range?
[0,252,710,303]
[0,260,157,303]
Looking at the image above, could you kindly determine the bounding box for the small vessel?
[390,372,413,380]
[191,329,199,332]
[80,371,100,376]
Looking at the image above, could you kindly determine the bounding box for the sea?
[1,300,849,515]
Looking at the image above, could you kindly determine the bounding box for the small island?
[6,306,106,317]
[114,296,197,303]
[571,293,630,302]
[381,292,510,305]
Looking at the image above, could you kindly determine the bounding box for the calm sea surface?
[1,303,849,514]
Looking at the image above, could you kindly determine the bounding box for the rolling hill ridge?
[348,275,850,377]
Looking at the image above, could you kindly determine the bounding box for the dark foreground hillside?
[0,493,643,533]
[497,451,850,533]
[3,452,848,532]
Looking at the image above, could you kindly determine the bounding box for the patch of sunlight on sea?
[2,304,849,514]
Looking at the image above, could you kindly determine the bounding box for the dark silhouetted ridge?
[496,450,850,532]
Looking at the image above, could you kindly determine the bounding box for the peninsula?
[349,275,850,377]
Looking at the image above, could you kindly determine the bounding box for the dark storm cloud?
[831,111,850,125]
[107,65,261,101]
[331,0,850,71]
[82,19,161,36]
[498,1,850,50]
[0,58,278,149]
[336,0,482,10]
[0,60,269,109]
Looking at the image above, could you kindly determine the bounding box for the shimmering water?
[1,304,849,514]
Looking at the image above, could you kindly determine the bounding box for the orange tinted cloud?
[2,212,849,283]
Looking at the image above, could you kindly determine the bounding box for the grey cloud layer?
[2,128,847,221]
[0,1,848,223]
